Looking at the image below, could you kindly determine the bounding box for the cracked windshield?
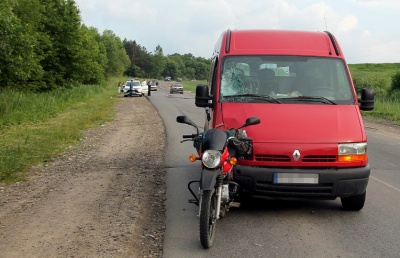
[220,56,354,104]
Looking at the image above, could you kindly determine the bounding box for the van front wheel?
[340,191,366,211]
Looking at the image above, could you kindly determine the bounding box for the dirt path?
[0,96,166,257]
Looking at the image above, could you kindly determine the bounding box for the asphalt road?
[149,82,400,258]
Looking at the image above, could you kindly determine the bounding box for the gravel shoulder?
[0,95,166,258]
[0,94,399,257]
[362,115,400,139]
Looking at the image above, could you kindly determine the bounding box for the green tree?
[0,0,43,89]
[73,26,107,84]
[123,39,149,68]
[33,0,84,90]
[168,54,185,78]
[148,45,166,78]
[124,65,143,78]
[100,30,129,78]
[185,67,196,79]
[163,60,178,79]
[176,53,210,80]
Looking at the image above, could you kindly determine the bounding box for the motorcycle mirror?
[176,115,200,134]
[176,115,190,124]
[239,117,261,129]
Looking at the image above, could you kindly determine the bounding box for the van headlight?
[202,150,222,168]
[338,143,367,162]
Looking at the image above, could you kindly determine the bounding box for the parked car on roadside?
[151,80,158,91]
[177,78,182,82]
[123,79,143,97]
[165,76,171,81]
[170,83,183,94]
[141,80,149,95]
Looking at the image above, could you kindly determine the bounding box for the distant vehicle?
[177,78,182,82]
[151,80,158,91]
[141,80,149,95]
[123,79,143,97]
[170,83,183,94]
[165,76,171,81]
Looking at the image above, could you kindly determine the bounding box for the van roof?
[220,29,343,58]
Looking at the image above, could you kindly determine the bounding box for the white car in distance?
[141,80,149,95]
[123,80,143,97]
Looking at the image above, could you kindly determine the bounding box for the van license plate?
[273,173,318,184]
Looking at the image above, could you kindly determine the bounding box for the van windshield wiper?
[280,96,337,105]
[222,93,281,104]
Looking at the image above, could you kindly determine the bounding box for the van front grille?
[302,155,336,162]
[255,181,334,196]
[255,154,337,163]
[255,154,291,162]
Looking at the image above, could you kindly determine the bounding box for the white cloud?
[75,0,400,63]
[336,15,358,34]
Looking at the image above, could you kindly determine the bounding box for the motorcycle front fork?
[197,175,224,219]
[215,185,223,219]
[188,175,238,219]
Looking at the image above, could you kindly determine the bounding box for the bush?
[391,71,400,91]
[352,77,371,93]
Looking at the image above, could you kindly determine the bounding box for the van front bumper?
[233,164,370,199]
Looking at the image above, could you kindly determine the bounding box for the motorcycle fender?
[201,170,219,190]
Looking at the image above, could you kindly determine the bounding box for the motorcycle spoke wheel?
[199,189,217,249]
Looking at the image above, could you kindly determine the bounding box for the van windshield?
[220,56,355,104]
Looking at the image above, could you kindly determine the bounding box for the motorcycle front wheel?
[199,189,217,248]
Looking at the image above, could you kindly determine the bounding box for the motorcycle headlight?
[202,150,222,168]
[338,143,367,162]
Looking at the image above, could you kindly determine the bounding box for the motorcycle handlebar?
[182,134,196,139]
[238,136,253,141]
[180,134,202,143]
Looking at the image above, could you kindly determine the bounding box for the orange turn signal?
[338,154,368,162]
[229,157,238,165]
[189,155,197,162]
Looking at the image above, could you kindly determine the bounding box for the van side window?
[208,56,218,96]
[335,61,353,100]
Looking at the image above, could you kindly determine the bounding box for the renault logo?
[292,150,301,161]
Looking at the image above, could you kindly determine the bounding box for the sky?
[74,0,400,64]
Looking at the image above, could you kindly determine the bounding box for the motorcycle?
[176,115,260,248]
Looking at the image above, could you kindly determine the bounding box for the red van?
[195,29,375,211]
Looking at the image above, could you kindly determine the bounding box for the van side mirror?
[359,88,375,111]
[195,84,213,108]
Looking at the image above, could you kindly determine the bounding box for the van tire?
[340,191,366,211]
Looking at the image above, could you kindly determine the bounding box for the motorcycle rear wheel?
[199,189,217,248]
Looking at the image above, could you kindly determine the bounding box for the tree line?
[0,0,210,92]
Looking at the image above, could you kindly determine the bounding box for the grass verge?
[180,80,207,93]
[363,96,400,124]
[0,78,123,183]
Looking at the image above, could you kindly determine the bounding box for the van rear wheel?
[340,191,366,211]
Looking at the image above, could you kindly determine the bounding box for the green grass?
[181,80,207,93]
[363,96,400,123]
[349,63,400,96]
[0,78,124,183]
[349,63,400,124]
